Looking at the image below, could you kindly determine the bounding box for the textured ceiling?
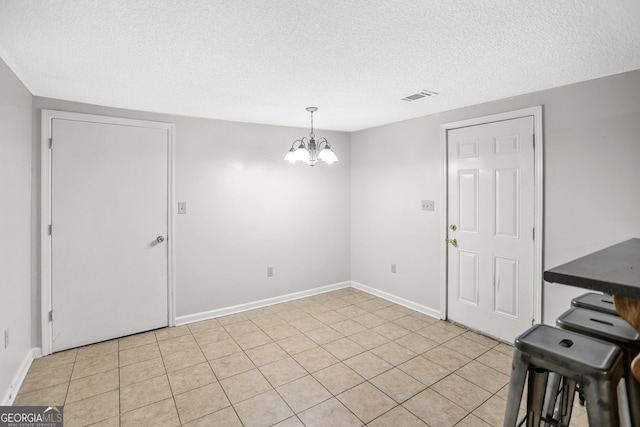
[1,0,639,132]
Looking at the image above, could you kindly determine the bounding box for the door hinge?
[532,318,535,326]
[49,310,53,322]
[533,228,535,240]
[49,138,53,149]
[48,224,52,235]
[532,134,535,148]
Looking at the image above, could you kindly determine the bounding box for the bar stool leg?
[503,349,530,427]
[526,368,548,427]
[556,378,576,425]
[583,379,621,427]
[541,372,561,426]
[624,371,640,426]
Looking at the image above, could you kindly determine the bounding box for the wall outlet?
[391,263,397,274]
[4,328,8,349]
[267,267,273,277]
[421,200,435,211]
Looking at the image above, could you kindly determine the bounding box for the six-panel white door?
[51,118,169,352]
[447,116,535,343]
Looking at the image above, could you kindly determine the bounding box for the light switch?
[178,202,187,214]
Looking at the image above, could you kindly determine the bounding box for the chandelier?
[284,107,338,166]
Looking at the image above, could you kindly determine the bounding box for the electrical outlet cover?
[421,200,435,211]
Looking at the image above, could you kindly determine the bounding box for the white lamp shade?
[318,147,338,164]
[294,146,309,162]
[284,148,297,162]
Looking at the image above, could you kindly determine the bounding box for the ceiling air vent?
[401,89,439,102]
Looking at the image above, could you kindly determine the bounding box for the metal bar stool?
[542,292,619,423]
[503,324,624,427]
[556,307,640,426]
[571,292,619,317]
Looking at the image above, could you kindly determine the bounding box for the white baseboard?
[175,280,442,328]
[351,281,443,320]
[1,347,39,406]
[176,281,351,326]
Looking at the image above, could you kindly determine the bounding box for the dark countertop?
[544,238,640,299]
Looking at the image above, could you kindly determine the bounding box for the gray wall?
[31,97,351,340]
[350,69,640,324]
[0,59,33,403]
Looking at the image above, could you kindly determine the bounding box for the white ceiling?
[1,1,639,132]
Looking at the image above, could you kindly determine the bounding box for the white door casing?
[440,107,543,343]
[41,110,175,355]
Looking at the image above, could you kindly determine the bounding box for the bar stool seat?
[503,324,624,427]
[556,307,640,426]
[571,292,619,317]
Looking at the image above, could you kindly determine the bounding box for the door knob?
[447,238,457,246]
[156,236,165,243]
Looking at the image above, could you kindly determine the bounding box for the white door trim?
[439,106,543,328]
[40,110,176,356]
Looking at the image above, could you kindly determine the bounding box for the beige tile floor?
[14,288,589,426]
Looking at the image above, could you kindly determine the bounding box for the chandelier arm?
[317,137,329,149]
[294,137,308,148]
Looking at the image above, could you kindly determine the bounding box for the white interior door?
[447,116,535,343]
[51,118,169,352]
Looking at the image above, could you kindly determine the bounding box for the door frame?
[439,106,544,329]
[41,110,176,356]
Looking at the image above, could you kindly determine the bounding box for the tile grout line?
[161,331,186,427]
[186,324,245,427]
